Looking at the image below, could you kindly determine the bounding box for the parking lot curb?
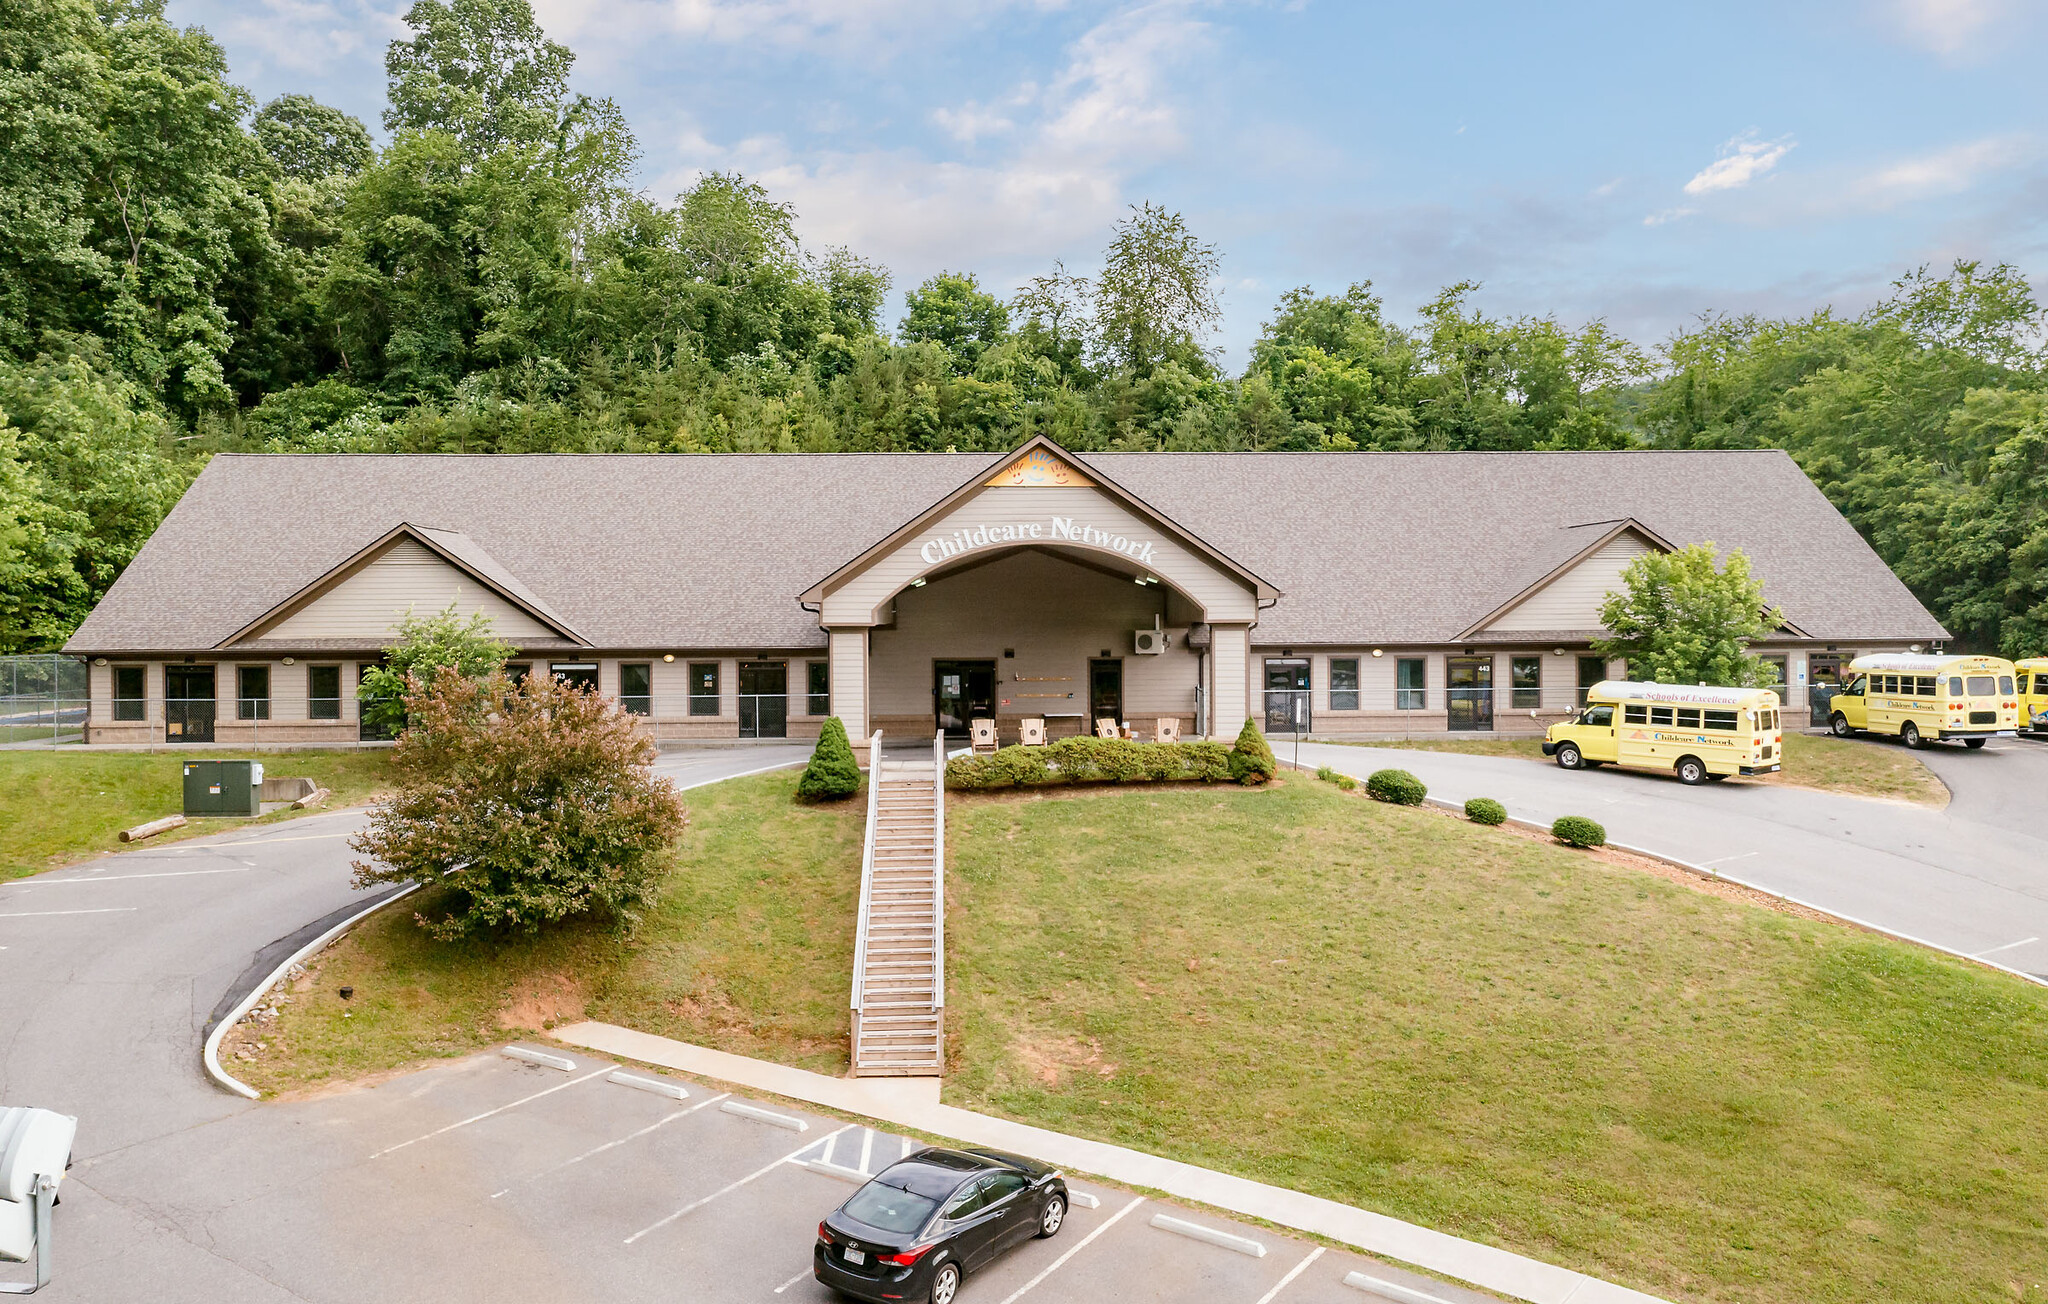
[1149,1212,1265,1257]
[551,1020,1674,1304]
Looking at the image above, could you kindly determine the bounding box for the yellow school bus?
[2016,658,2048,735]
[1825,653,2018,749]
[1542,681,1783,785]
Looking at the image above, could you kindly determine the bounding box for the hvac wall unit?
[1132,627,1167,655]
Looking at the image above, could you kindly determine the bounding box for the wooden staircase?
[851,734,946,1076]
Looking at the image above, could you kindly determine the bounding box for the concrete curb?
[202,882,420,1099]
[1149,1212,1266,1257]
[553,1021,1672,1304]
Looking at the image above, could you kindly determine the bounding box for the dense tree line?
[0,0,2041,656]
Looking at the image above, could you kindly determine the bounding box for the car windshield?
[843,1181,939,1234]
[1967,675,1996,696]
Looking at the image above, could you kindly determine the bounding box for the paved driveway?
[1287,735,2048,982]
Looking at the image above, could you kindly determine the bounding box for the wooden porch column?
[827,626,870,749]
[1208,623,1251,738]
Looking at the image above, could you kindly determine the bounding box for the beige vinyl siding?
[1210,624,1250,733]
[267,540,556,641]
[1486,533,1652,632]
[819,484,1259,626]
[830,628,870,738]
[868,550,1200,722]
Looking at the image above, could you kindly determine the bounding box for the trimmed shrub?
[1335,774,1357,791]
[796,717,863,801]
[1366,768,1427,805]
[945,738,1234,791]
[1464,797,1508,826]
[1227,718,1276,785]
[1552,815,1607,848]
[1315,764,1338,783]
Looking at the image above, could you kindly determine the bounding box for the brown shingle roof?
[63,448,1946,656]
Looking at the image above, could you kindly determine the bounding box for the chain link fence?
[0,655,87,747]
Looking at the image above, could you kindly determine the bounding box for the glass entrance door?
[165,665,216,742]
[934,660,996,737]
[1264,659,1310,734]
[1447,657,1494,731]
[738,661,787,738]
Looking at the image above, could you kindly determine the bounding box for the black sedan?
[814,1146,1069,1303]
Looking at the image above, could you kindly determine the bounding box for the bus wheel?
[1964,737,1987,749]
[1676,756,1708,785]
[1830,712,1853,737]
[1900,722,1923,749]
[1555,742,1584,770]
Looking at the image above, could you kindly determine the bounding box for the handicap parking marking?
[369,1065,613,1159]
[489,1091,731,1199]
[624,1122,859,1245]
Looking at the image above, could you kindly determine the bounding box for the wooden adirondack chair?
[1019,716,1047,746]
[969,717,999,753]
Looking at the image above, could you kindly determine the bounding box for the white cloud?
[1882,0,2009,57]
[1643,206,1695,227]
[1851,134,2034,206]
[931,102,1018,144]
[1682,133,1795,196]
[530,0,1064,60]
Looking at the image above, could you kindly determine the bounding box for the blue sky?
[168,0,2048,368]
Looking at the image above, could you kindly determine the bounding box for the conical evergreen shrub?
[797,717,863,801]
[1227,717,1276,784]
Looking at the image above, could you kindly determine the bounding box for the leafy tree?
[1094,203,1219,375]
[898,271,1009,373]
[383,0,574,157]
[350,666,688,939]
[253,94,374,179]
[1592,544,1783,687]
[358,603,514,735]
[797,716,862,801]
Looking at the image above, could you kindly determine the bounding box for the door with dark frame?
[1263,658,1310,734]
[934,660,996,738]
[164,665,215,743]
[1089,659,1123,728]
[1447,657,1494,731]
[738,661,788,738]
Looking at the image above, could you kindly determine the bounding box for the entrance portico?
[803,439,1277,745]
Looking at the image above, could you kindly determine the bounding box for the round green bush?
[1464,797,1507,825]
[1365,768,1427,805]
[1552,815,1607,848]
[796,716,863,801]
[1227,718,1276,785]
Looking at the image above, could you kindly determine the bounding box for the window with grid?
[807,661,829,716]
[308,665,342,720]
[113,666,146,721]
[1329,658,1359,711]
[1395,658,1425,710]
[689,662,720,716]
[237,666,270,720]
[619,663,652,715]
[1577,656,1605,706]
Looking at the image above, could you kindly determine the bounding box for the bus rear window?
[1704,709,1738,731]
[2000,675,2014,695]
[1967,675,1996,696]
[1624,705,1646,724]
[1948,677,1964,697]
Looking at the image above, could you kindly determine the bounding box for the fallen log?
[290,787,330,810]
[119,814,187,843]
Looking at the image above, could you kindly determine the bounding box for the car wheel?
[1676,756,1707,785]
[1555,742,1584,770]
[1830,712,1852,737]
[1036,1195,1067,1239]
[930,1262,961,1304]
[1964,737,1987,749]
[1901,721,1922,749]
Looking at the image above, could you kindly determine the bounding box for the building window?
[1395,658,1426,710]
[1329,658,1359,711]
[1577,656,1605,706]
[112,666,146,721]
[237,666,270,720]
[1758,655,1787,693]
[551,662,599,693]
[688,662,720,716]
[807,661,830,716]
[1510,656,1542,710]
[619,663,652,715]
[506,662,532,686]
[308,665,342,720]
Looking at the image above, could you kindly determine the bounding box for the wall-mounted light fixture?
[910,578,927,588]
[1371,649,1383,658]
[662,653,675,663]
[1552,648,1566,657]
[282,656,296,665]
[92,657,107,667]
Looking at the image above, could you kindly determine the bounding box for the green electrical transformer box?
[182,760,264,817]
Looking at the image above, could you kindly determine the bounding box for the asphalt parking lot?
[54,1046,1498,1304]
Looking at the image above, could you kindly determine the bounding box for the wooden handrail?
[848,729,883,1012]
[932,728,946,1011]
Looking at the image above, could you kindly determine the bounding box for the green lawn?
[0,750,395,881]
[942,779,2048,1304]
[233,768,864,1094]
[1330,731,1946,805]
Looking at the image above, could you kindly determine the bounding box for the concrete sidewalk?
[1282,737,2048,984]
[551,1020,1671,1304]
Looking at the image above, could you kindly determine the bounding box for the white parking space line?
[772,1267,812,1295]
[0,907,139,917]
[859,1127,874,1175]
[623,1123,856,1245]
[1254,1247,1325,1303]
[900,1135,914,1162]
[369,1066,611,1159]
[995,1194,1146,1304]
[1973,936,2039,958]
[2,867,256,886]
[489,1092,729,1198]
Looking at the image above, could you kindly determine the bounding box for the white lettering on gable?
[920,516,1156,569]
